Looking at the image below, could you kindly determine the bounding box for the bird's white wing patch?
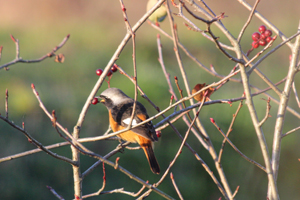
[122,118,138,126]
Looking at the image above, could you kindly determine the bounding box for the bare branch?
[270,25,300,186]
[292,81,300,108]
[5,89,8,119]
[218,97,244,163]
[0,34,70,70]
[170,172,184,200]
[237,0,260,42]
[81,163,106,199]
[282,126,300,138]
[211,117,266,172]
[82,142,130,179]
[0,115,77,166]
[232,186,240,199]
[47,186,65,200]
[258,97,272,127]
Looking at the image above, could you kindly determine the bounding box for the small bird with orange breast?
[98,88,160,174]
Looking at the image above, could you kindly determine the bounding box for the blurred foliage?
[1,0,300,200]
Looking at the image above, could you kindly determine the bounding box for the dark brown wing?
[111,101,158,142]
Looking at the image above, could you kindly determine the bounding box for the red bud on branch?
[10,34,16,43]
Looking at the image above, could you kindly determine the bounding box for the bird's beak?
[97,95,106,103]
[97,97,105,103]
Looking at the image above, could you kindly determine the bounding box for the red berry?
[264,29,272,37]
[107,70,113,76]
[252,32,260,41]
[91,98,99,105]
[259,39,267,46]
[258,25,266,33]
[252,41,259,49]
[156,131,161,138]
[266,36,272,43]
[96,69,103,76]
[260,33,267,39]
[111,64,118,72]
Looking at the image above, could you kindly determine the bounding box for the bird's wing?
[115,102,158,142]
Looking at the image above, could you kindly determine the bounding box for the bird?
[98,88,160,174]
[147,0,167,24]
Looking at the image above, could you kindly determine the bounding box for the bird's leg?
[117,140,126,153]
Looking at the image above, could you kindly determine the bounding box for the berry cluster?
[95,63,118,77]
[251,25,273,49]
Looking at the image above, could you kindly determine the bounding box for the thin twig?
[156,102,204,187]
[85,183,146,199]
[0,34,70,70]
[156,34,208,148]
[81,142,130,179]
[282,126,300,138]
[149,20,238,78]
[0,46,3,61]
[170,172,184,200]
[166,1,193,99]
[81,163,106,199]
[232,186,240,199]
[5,89,8,119]
[157,34,177,98]
[47,186,65,200]
[237,0,260,42]
[292,81,300,108]
[218,97,244,164]
[0,115,77,166]
[174,76,208,141]
[119,0,138,128]
[182,3,243,64]
[258,97,271,127]
[211,118,266,172]
[0,133,118,164]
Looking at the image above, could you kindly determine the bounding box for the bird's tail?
[142,144,160,174]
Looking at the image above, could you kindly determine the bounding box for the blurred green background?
[0,0,300,199]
